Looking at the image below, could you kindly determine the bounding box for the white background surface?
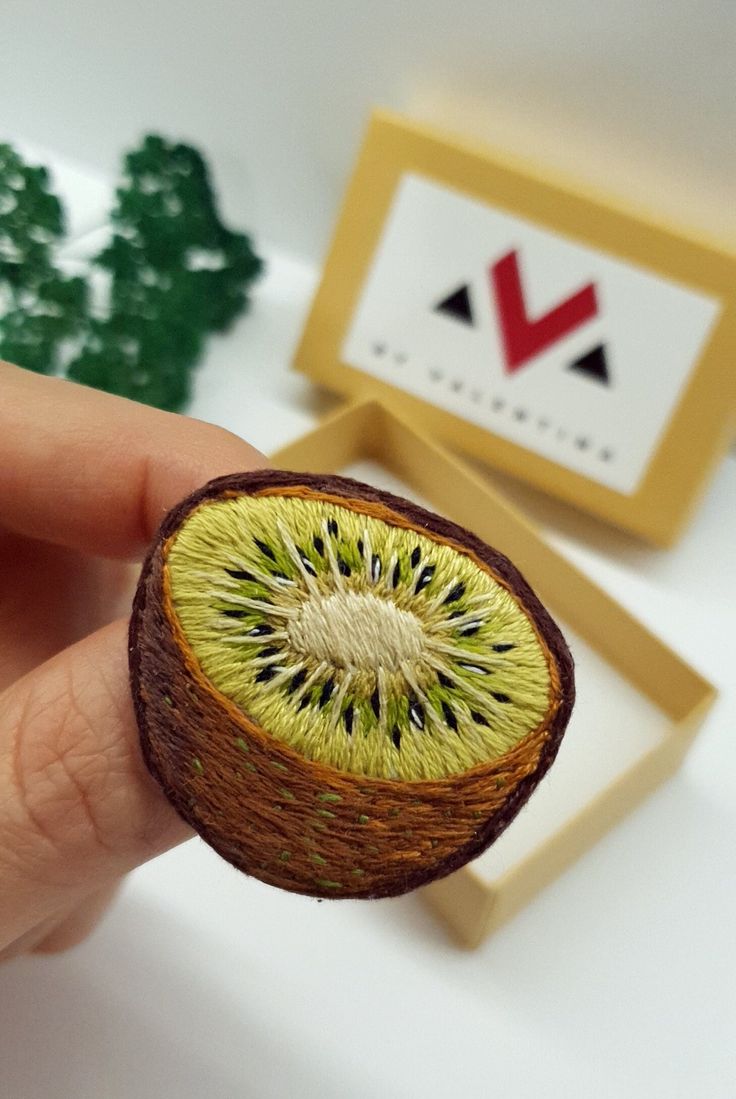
[1,0,734,261]
[1,20,735,1092]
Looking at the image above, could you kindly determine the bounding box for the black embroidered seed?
[313,535,325,556]
[297,550,317,576]
[471,710,489,726]
[258,646,280,659]
[254,538,276,561]
[371,554,382,582]
[391,561,401,588]
[492,691,512,704]
[449,610,463,619]
[409,700,425,729]
[371,687,381,718]
[319,678,335,708]
[222,609,246,618]
[298,693,311,710]
[256,667,278,683]
[328,519,339,537]
[444,582,466,604]
[338,557,351,577]
[288,668,308,694]
[437,671,454,688]
[357,538,364,556]
[441,701,458,731]
[225,568,256,581]
[415,564,435,593]
[343,702,354,735]
[410,546,421,568]
[392,726,402,750]
[458,622,481,637]
[248,623,274,636]
[492,643,515,652]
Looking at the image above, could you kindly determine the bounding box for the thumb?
[0,618,189,951]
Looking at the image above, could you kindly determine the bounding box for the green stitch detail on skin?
[163,695,174,707]
[351,868,365,876]
[270,760,288,772]
[278,787,295,800]
[192,757,204,775]
[235,737,250,753]
[318,792,342,803]
[317,808,336,818]
[315,878,343,890]
[279,851,291,861]
[357,814,370,825]
[309,852,327,866]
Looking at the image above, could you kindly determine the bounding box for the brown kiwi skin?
[129,469,575,900]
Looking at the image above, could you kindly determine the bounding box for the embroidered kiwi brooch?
[130,470,574,898]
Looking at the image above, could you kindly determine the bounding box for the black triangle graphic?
[568,344,610,385]
[434,284,474,326]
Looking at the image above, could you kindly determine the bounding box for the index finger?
[0,362,267,559]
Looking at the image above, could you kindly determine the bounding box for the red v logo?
[491,250,598,373]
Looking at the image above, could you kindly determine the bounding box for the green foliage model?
[0,144,88,374]
[0,136,264,411]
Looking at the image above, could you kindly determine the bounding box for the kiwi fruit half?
[129,470,574,899]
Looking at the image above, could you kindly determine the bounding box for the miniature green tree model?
[67,135,263,411]
[0,144,87,374]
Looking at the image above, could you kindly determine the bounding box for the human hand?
[0,362,265,960]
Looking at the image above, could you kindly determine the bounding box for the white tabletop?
[0,152,734,1099]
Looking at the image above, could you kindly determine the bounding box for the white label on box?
[342,173,721,495]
